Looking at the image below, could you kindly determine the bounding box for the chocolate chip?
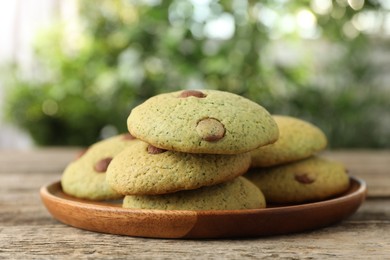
[294,173,315,184]
[196,118,225,142]
[94,157,113,173]
[122,133,136,140]
[178,90,206,98]
[147,145,167,154]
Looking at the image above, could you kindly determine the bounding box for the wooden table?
[1,149,389,259]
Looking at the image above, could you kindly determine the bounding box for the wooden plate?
[40,177,366,239]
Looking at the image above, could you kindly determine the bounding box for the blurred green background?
[2,0,390,148]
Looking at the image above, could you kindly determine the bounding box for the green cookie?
[251,115,327,167]
[123,177,266,210]
[127,89,279,154]
[61,134,137,200]
[106,140,251,195]
[246,156,350,204]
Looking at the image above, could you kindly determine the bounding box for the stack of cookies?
[106,89,280,210]
[61,89,350,209]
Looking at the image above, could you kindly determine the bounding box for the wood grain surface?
[1,149,389,259]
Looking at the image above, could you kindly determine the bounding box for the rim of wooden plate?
[40,176,367,239]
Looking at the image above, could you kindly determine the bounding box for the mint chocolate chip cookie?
[61,134,137,200]
[127,90,279,154]
[251,115,327,167]
[106,140,251,195]
[245,156,350,204]
[122,177,266,210]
